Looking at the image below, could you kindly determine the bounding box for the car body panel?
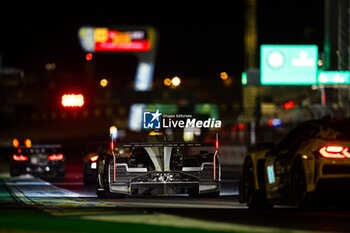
[240,118,350,206]
[98,142,220,196]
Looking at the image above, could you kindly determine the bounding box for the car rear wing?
[18,144,62,149]
[115,142,215,148]
[110,133,219,183]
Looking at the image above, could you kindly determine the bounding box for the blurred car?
[10,140,65,178]
[83,151,99,184]
[83,147,133,184]
[239,116,350,208]
[96,140,220,198]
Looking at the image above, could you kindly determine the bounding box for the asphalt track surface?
[2,174,350,233]
[1,148,350,233]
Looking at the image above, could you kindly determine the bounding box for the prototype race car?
[96,141,220,197]
[239,116,350,208]
[10,139,65,177]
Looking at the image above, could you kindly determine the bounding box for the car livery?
[239,116,350,208]
[96,140,220,197]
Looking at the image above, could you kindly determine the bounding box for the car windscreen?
[324,120,350,140]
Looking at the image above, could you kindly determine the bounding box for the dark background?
[0,1,324,81]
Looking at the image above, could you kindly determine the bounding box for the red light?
[342,147,350,158]
[238,123,245,130]
[48,153,64,161]
[13,138,19,148]
[284,101,295,110]
[90,155,98,162]
[85,53,93,61]
[268,118,282,127]
[318,146,350,158]
[61,94,84,107]
[13,154,28,161]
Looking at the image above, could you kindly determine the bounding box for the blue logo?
[143,109,162,129]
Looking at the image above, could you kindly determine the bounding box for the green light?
[318,71,350,84]
[261,45,318,85]
[145,104,178,114]
[194,104,219,119]
[241,72,247,85]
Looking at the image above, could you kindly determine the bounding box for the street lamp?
[100,78,108,87]
[163,78,172,86]
[171,76,181,87]
[220,72,228,80]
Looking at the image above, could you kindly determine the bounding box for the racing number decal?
[267,165,275,184]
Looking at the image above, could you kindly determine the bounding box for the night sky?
[0,1,324,82]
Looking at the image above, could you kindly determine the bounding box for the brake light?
[90,155,98,162]
[48,153,64,161]
[319,146,350,158]
[13,154,28,161]
[61,94,84,107]
[324,146,343,153]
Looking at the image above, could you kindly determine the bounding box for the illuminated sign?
[261,45,318,85]
[317,71,350,84]
[79,27,152,52]
[134,62,154,91]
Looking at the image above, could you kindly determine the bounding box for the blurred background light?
[220,72,228,80]
[61,94,85,107]
[163,78,172,86]
[100,78,108,87]
[85,53,93,61]
[171,76,181,87]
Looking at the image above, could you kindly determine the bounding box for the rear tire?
[102,156,126,199]
[242,158,272,209]
[96,157,106,198]
[292,159,308,208]
[10,167,21,177]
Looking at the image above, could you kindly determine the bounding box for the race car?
[83,147,131,184]
[10,139,65,178]
[96,140,220,198]
[83,151,99,184]
[239,116,350,208]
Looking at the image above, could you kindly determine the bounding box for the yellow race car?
[239,116,350,208]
